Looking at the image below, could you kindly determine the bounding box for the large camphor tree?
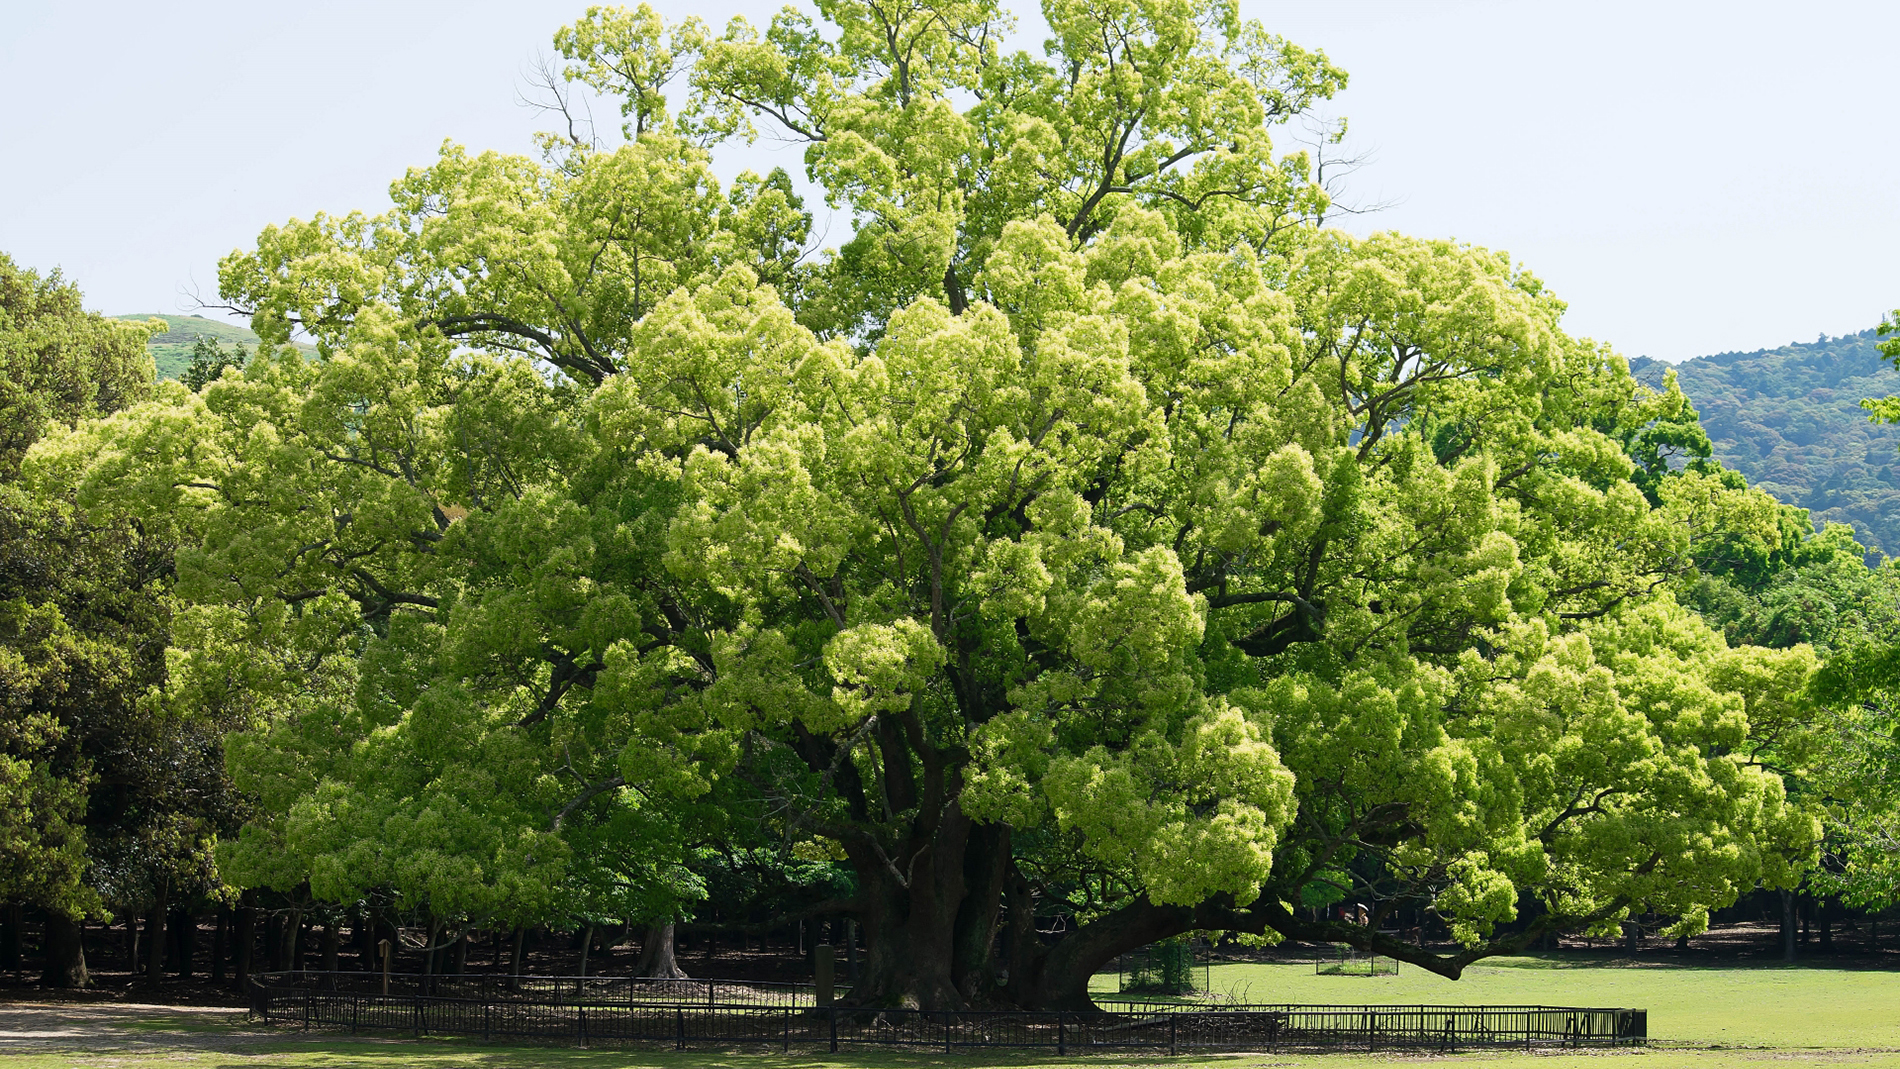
[37,0,1814,1008]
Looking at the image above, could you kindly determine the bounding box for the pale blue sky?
[1,0,1893,362]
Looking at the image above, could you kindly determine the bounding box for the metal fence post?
[676,1005,685,1051]
[1058,1013,1066,1056]
[783,1003,791,1052]
[1169,1013,1177,1056]
[829,1006,838,1054]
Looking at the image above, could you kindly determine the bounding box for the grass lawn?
[3,959,1896,1069]
[1088,956,1900,1049]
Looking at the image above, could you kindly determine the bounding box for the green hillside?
[1631,330,1900,556]
[115,313,270,381]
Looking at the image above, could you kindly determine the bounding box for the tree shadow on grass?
[205,1042,1216,1069]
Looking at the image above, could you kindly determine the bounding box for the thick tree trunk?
[846,802,979,1009]
[322,923,341,973]
[839,802,1224,1011]
[1008,894,1222,1010]
[509,927,526,984]
[41,912,88,988]
[632,921,688,978]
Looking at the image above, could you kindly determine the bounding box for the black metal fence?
[255,971,835,1008]
[249,972,1646,1054]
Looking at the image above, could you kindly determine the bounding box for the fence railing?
[249,972,1645,1053]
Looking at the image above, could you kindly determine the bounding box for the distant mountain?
[1631,330,1900,556]
[115,313,272,381]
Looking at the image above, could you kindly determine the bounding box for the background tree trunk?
[145,882,168,985]
[40,913,88,988]
[173,910,195,978]
[1781,889,1798,963]
[291,915,308,971]
[279,907,302,972]
[357,912,376,971]
[0,904,20,972]
[211,909,227,983]
[263,912,281,971]
[423,917,440,978]
[234,904,255,986]
[632,921,688,978]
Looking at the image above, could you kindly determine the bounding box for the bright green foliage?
[1869,309,1900,439]
[1683,507,1900,911]
[30,0,1824,1003]
[1804,636,1900,908]
[0,255,156,478]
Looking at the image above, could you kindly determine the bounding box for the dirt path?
[0,1001,265,1052]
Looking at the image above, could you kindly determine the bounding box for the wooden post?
[379,938,392,995]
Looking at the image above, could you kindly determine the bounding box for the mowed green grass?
[1092,957,1900,1049]
[9,1036,1900,1069]
[4,960,1896,1069]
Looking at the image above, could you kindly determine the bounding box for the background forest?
[1632,334,1900,558]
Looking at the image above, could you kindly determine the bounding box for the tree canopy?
[2,254,250,987]
[30,0,1827,1008]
